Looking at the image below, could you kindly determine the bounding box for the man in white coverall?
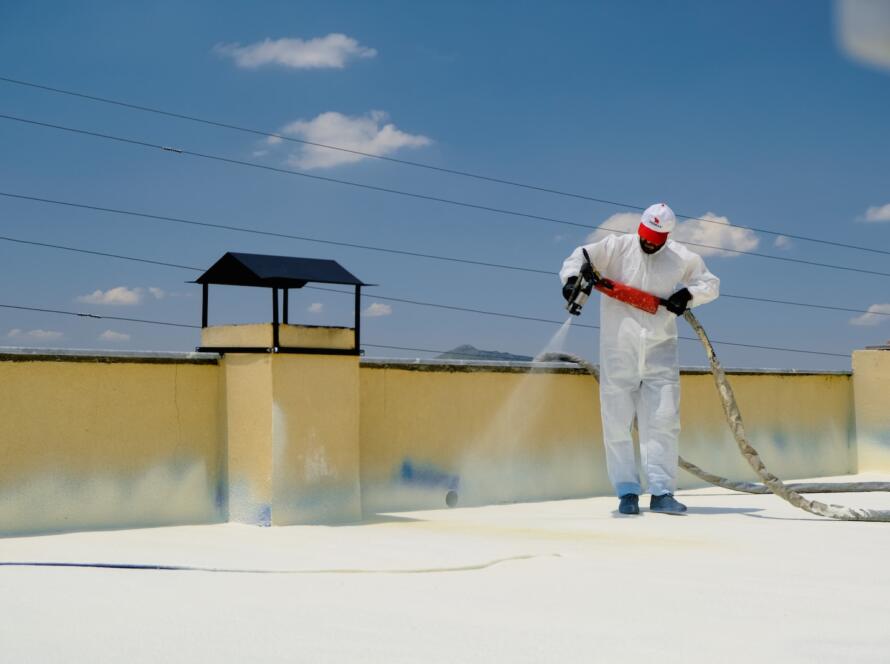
[560,203,719,515]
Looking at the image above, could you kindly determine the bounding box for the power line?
[0,191,551,276]
[2,201,889,319]
[0,234,606,330]
[0,303,200,328]
[312,284,890,320]
[3,113,890,279]
[0,302,851,358]
[2,74,886,257]
[306,284,599,330]
[718,293,890,318]
[0,113,591,230]
[0,235,857,359]
[0,234,594,329]
[304,287,853,357]
[3,227,886,328]
[0,235,200,271]
[0,234,858,358]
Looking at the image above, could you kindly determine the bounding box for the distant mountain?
[435,344,533,362]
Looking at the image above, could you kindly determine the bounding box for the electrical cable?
[2,74,887,257]
[0,191,551,276]
[2,201,888,319]
[0,238,867,358]
[3,113,890,278]
[0,234,200,271]
[0,300,850,358]
[0,303,200,328]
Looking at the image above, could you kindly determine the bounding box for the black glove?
[665,288,692,315]
[581,262,613,288]
[562,277,578,302]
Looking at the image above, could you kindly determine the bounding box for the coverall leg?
[637,375,681,496]
[637,341,681,496]
[599,350,643,497]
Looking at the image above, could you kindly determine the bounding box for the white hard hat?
[638,203,676,246]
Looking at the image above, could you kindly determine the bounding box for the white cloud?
[7,328,63,342]
[214,34,376,70]
[585,212,640,243]
[864,203,890,222]
[774,235,793,249]
[308,303,324,313]
[363,302,392,317]
[76,286,143,306]
[586,211,759,258]
[850,303,890,326]
[836,0,890,72]
[252,150,269,158]
[148,287,166,300]
[275,110,431,169]
[99,330,131,343]
[671,213,759,257]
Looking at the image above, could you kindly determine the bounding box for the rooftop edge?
[0,347,219,365]
[359,357,852,376]
[0,348,853,375]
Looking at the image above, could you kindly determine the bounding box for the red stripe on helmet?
[638,222,669,245]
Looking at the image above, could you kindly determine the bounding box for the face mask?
[639,237,664,254]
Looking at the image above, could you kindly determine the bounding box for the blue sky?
[1,0,888,369]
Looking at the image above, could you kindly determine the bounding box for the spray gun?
[565,248,669,316]
[565,248,605,316]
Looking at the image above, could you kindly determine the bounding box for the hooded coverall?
[560,234,720,497]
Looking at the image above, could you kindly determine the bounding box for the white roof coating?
[2,473,889,663]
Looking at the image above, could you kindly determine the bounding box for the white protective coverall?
[560,234,720,497]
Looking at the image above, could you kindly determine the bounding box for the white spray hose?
[538,311,890,521]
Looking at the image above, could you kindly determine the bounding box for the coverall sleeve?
[682,251,720,308]
[559,236,614,286]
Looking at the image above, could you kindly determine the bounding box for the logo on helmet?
[652,216,661,226]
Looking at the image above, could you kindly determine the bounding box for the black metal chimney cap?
[193,252,366,288]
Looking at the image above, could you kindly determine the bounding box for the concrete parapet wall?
[852,349,890,471]
[359,361,602,513]
[358,360,855,513]
[201,323,355,350]
[0,349,223,536]
[219,352,362,525]
[679,370,854,488]
[0,346,867,533]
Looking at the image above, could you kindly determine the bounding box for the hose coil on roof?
[539,310,890,522]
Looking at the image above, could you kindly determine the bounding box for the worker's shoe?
[618,493,640,515]
[649,493,687,514]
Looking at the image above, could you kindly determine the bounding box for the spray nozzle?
[565,249,597,316]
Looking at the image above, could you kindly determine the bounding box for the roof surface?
[1,473,888,663]
[195,252,365,288]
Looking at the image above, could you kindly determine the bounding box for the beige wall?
[679,371,854,486]
[201,323,355,350]
[0,352,222,536]
[359,362,855,514]
[360,365,602,513]
[219,353,274,525]
[270,354,361,524]
[209,323,363,526]
[0,346,870,534]
[853,349,890,471]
